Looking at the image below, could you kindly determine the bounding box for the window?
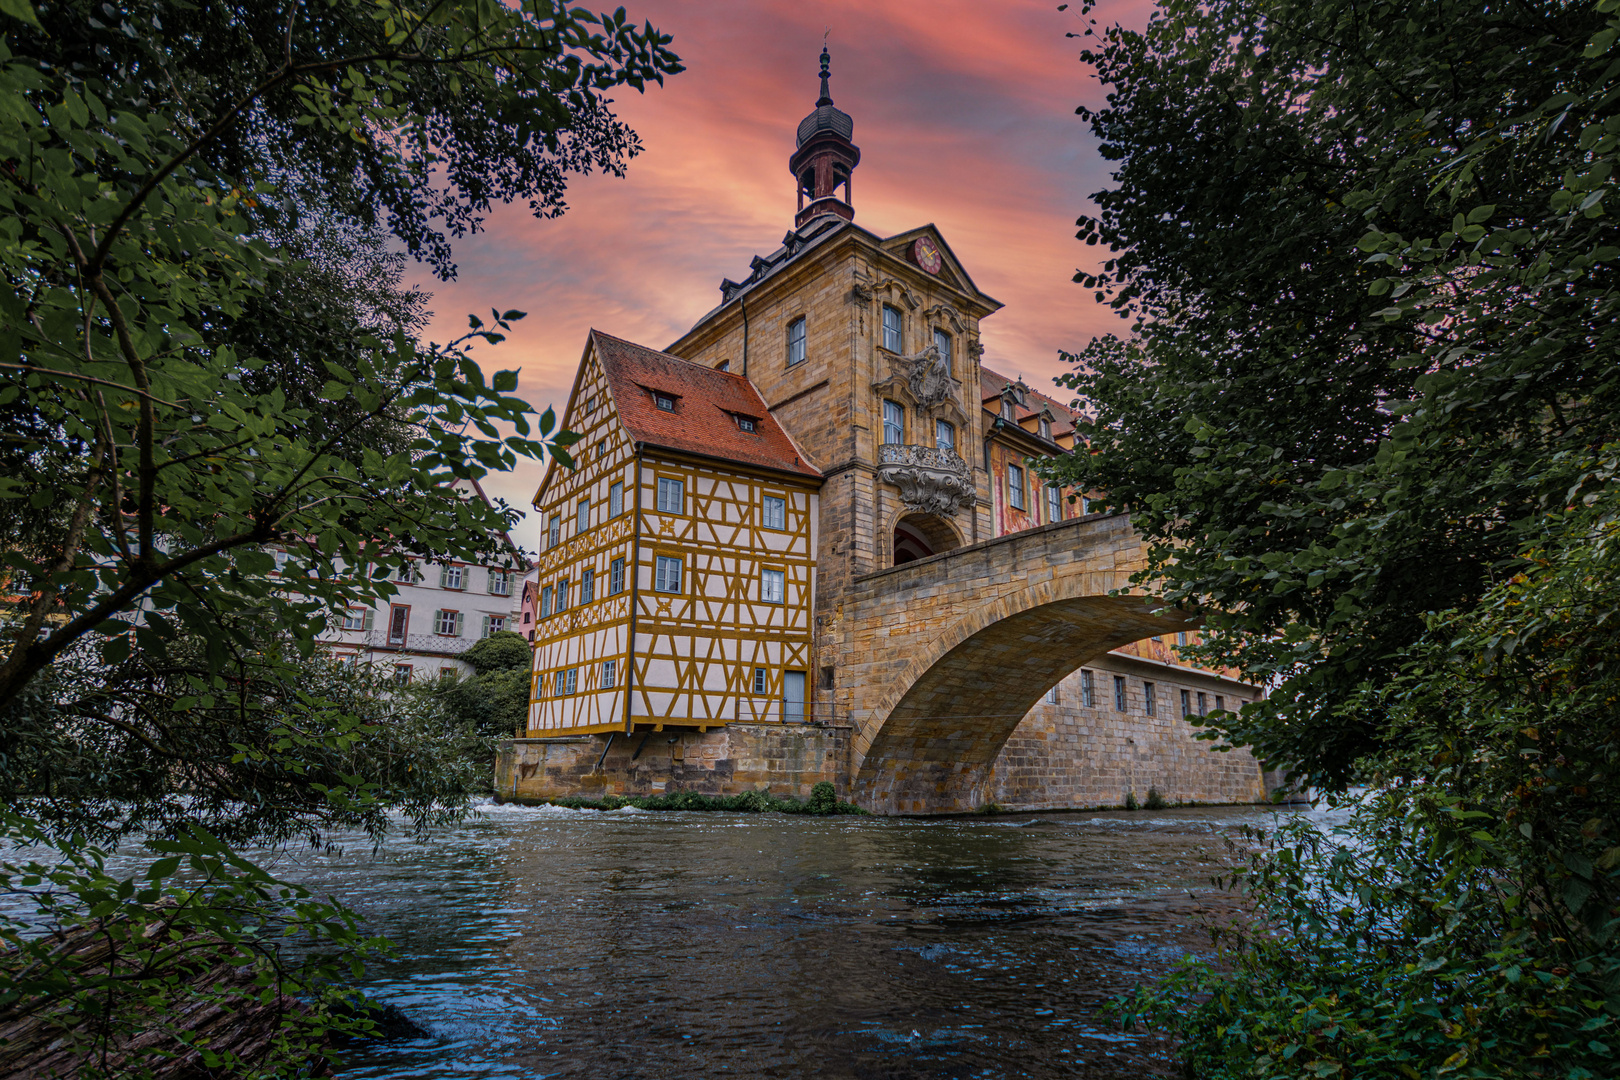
[341,608,369,632]
[548,514,561,549]
[577,498,590,535]
[1045,685,1058,705]
[1039,417,1052,440]
[1008,464,1026,511]
[272,549,289,574]
[481,614,506,637]
[388,604,409,645]
[336,653,358,667]
[657,477,684,514]
[1081,669,1095,708]
[555,577,569,611]
[1181,689,1191,717]
[393,663,413,685]
[935,419,955,452]
[435,609,463,636]
[610,557,625,595]
[609,481,624,518]
[602,659,617,689]
[882,399,904,446]
[556,667,578,695]
[655,555,682,593]
[439,564,464,590]
[1046,485,1062,523]
[1144,681,1156,716]
[882,305,902,352]
[524,611,532,624]
[1197,692,1207,716]
[440,666,457,680]
[787,316,806,366]
[654,391,676,411]
[933,328,952,373]
[1113,674,1127,711]
[717,360,730,372]
[761,568,785,604]
[1001,397,1015,420]
[753,667,768,695]
[580,568,595,604]
[1081,496,1093,514]
[488,569,511,596]
[595,440,606,459]
[540,585,553,618]
[736,415,756,433]
[585,394,596,413]
[763,495,786,530]
[1215,695,1225,713]
[1177,632,1188,647]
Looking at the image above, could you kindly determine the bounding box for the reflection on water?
[234,801,1323,1080]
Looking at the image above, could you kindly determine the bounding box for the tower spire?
[790,43,861,229]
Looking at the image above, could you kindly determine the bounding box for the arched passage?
[891,512,961,565]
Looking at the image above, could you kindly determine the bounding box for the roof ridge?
[590,328,750,379]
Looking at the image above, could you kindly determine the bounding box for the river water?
[237,801,1324,1080]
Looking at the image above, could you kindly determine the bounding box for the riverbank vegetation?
[1051,0,1620,1074]
[0,0,678,1073]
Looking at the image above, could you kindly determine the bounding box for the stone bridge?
[831,513,1196,815]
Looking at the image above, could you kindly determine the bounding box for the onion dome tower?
[790,46,861,229]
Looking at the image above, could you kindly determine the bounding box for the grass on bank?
[505,781,867,815]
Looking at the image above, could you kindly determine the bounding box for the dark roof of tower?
[796,45,853,148]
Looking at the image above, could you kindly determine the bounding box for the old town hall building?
[516,50,1267,810]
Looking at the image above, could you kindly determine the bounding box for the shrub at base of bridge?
[527,782,866,816]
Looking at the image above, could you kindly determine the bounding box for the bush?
[1144,787,1167,810]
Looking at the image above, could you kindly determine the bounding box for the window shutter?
[481,614,491,638]
[454,612,465,637]
[439,565,449,588]
[362,609,374,632]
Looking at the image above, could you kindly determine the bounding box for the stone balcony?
[877,443,975,516]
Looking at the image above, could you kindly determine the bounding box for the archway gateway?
[891,512,962,565]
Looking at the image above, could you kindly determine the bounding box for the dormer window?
[654,392,676,412]
[717,360,730,372]
[1039,417,1052,440]
[1001,398,1015,421]
[736,414,757,433]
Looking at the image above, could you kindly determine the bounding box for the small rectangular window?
[393,663,413,685]
[737,415,756,433]
[557,667,578,695]
[1215,695,1225,713]
[1177,631,1188,647]
[1197,691,1207,716]
[1181,689,1191,717]
[610,557,625,595]
[753,666,768,695]
[577,498,590,535]
[761,568,785,604]
[341,608,367,631]
[388,604,409,644]
[488,569,510,596]
[933,328,952,374]
[787,316,806,366]
[595,440,606,459]
[540,585,553,618]
[1113,675,1126,712]
[882,305,902,352]
[609,480,623,517]
[482,615,506,637]
[1081,669,1094,709]
[548,514,561,549]
[435,609,463,636]
[654,392,676,411]
[556,577,569,611]
[602,659,617,689]
[882,399,904,446]
[580,568,595,604]
[763,495,786,530]
[655,555,682,593]
[935,419,955,452]
[657,477,684,514]
[440,564,464,590]
[1045,684,1058,705]
[1001,397,1015,420]
[1008,464,1026,511]
[1144,681,1156,716]
[1046,485,1062,522]
[1039,417,1052,440]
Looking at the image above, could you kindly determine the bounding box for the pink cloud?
[413,0,1151,532]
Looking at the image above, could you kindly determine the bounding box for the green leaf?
[0,0,43,29]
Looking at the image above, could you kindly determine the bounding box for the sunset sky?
[419,0,1142,532]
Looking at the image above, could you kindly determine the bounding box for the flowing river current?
[227,800,1326,1080]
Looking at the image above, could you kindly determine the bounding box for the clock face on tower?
[912,236,943,275]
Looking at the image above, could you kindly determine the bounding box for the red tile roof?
[592,330,822,480]
[980,366,1080,439]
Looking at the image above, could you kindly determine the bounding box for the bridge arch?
[838,514,1198,814]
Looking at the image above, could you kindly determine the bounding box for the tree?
[1050,0,1620,788]
[437,629,535,738]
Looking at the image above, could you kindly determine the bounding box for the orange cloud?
[414,0,1152,530]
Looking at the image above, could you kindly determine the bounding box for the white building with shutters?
[316,479,531,682]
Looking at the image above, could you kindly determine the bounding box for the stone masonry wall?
[495,723,851,803]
